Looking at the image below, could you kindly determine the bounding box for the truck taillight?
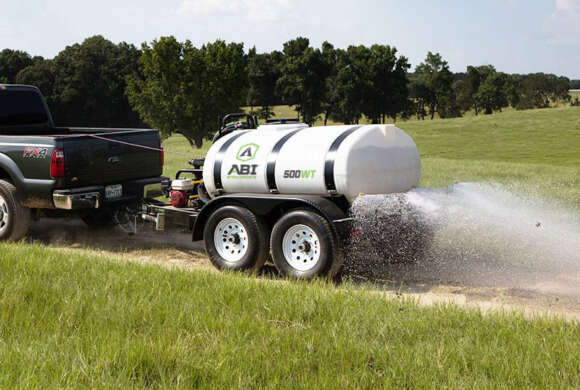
[160,146,164,168]
[50,149,65,178]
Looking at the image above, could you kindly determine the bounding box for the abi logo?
[228,164,258,176]
[236,143,259,162]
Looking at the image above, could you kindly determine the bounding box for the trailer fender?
[192,194,350,242]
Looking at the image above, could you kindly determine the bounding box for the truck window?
[0,90,49,126]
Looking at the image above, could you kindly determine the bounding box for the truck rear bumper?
[52,177,162,210]
[53,190,101,210]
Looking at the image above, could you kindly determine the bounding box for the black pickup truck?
[0,84,163,241]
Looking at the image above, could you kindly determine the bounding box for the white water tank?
[202,123,421,203]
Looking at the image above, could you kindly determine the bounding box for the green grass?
[161,135,212,179]
[404,107,580,205]
[1,243,579,388]
[404,107,580,166]
[420,157,579,205]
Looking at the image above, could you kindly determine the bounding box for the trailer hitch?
[142,210,166,231]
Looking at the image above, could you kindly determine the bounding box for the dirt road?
[28,218,580,321]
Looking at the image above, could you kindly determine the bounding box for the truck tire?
[0,180,31,242]
[270,209,340,280]
[203,205,269,273]
[81,209,116,229]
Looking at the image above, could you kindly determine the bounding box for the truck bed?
[53,127,162,188]
[1,128,162,184]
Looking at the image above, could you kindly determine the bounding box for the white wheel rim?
[282,224,321,271]
[0,194,9,235]
[214,217,248,262]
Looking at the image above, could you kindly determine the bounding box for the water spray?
[343,183,580,296]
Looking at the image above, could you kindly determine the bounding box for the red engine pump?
[170,190,188,208]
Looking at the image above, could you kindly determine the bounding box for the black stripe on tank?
[266,128,305,193]
[324,126,363,193]
[213,131,248,192]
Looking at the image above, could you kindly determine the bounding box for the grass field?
[1,105,579,387]
[1,243,579,388]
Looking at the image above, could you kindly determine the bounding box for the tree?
[47,36,142,127]
[327,44,410,125]
[515,74,548,109]
[329,46,370,124]
[247,48,281,120]
[513,73,569,110]
[503,74,521,108]
[333,64,367,124]
[277,37,332,125]
[408,73,428,120]
[320,42,340,125]
[547,75,571,102]
[0,49,40,84]
[474,71,509,114]
[363,44,410,123]
[455,65,494,115]
[126,37,247,147]
[15,60,56,105]
[414,52,459,119]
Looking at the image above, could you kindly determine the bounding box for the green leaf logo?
[236,143,260,162]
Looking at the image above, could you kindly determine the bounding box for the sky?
[1,0,579,78]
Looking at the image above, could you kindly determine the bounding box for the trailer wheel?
[0,180,31,241]
[203,205,269,272]
[270,209,339,280]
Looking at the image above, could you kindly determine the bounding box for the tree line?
[0,35,575,147]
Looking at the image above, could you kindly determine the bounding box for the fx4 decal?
[23,147,48,159]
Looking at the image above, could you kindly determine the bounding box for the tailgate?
[60,129,162,188]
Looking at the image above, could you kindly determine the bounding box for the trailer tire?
[0,180,31,241]
[270,209,339,280]
[204,205,269,273]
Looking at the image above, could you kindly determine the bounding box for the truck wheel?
[270,209,340,280]
[81,209,115,229]
[0,180,31,241]
[203,205,269,273]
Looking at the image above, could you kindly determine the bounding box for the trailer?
[139,114,421,280]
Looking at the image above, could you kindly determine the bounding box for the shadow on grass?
[27,218,207,263]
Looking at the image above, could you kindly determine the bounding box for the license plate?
[105,184,122,199]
